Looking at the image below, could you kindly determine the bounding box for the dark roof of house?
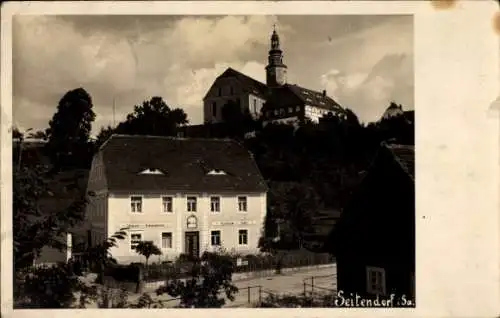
[287,84,344,112]
[263,84,344,113]
[385,144,414,180]
[403,110,414,122]
[99,134,268,193]
[211,67,269,99]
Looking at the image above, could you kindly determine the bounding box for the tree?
[45,88,96,170]
[28,130,48,140]
[94,125,115,149]
[14,227,129,309]
[13,164,88,270]
[133,241,162,268]
[12,126,23,139]
[156,250,238,308]
[115,96,188,136]
[220,100,257,138]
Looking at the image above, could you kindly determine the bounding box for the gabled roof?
[99,134,268,193]
[205,67,268,100]
[287,84,344,112]
[263,84,345,113]
[385,143,414,180]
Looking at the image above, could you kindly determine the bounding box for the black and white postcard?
[1,1,499,317]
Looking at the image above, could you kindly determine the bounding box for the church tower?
[265,25,287,88]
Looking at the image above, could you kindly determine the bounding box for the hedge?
[103,249,334,284]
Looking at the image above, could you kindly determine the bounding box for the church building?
[203,26,346,126]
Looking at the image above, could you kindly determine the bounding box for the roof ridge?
[220,67,266,86]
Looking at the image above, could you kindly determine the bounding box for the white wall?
[304,105,330,123]
[245,94,266,119]
[106,192,267,264]
[204,77,245,123]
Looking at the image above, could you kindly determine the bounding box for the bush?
[234,250,333,273]
[103,263,142,283]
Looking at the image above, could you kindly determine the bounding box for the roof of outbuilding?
[99,134,268,193]
[385,143,415,180]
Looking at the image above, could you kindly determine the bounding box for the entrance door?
[184,231,200,258]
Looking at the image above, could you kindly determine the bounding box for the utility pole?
[113,96,116,127]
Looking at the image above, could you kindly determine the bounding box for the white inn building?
[85,134,268,263]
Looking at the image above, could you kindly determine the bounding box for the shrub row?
[103,249,334,284]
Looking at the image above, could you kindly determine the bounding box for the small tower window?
[230,86,234,95]
[218,87,222,96]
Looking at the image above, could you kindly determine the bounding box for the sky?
[13,14,413,135]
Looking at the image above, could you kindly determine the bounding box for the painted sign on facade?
[120,223,172,230]
[187,215,198,229]
[211,220,257,226]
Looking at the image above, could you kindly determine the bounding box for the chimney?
[322,90,326,97]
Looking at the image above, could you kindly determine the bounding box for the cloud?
[12,14,412,133]
[321,53,414,123]
[13,15,277,133]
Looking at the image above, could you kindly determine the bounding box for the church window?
[212,102,217,117]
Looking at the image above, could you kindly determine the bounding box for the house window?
[130,233,142,250]
[238,196,247,212]
[162,196,173,213]
[130,196,142,213]
[274,110,278,115]
[210,196,220,212]
[211,230,221,246]
[288,107,293,113]
[238,229,248,245]
[296,106,301,112]
[366,266,386,295]
[212,102,217,117]
[161,232,173,249]
[279,109,285,115]
[187,196,197,212]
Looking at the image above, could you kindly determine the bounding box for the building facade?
[330,143,415,302]
[86,134,268,264]
[203,26,346,126]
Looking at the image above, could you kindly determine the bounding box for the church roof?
[216,67,268,99]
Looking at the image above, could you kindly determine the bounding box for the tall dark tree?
[220,100,257,139]
[116,96,188,136]
[45,88,96,170]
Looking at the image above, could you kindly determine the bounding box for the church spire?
[265,25,287,88]
[271,24,280,50]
